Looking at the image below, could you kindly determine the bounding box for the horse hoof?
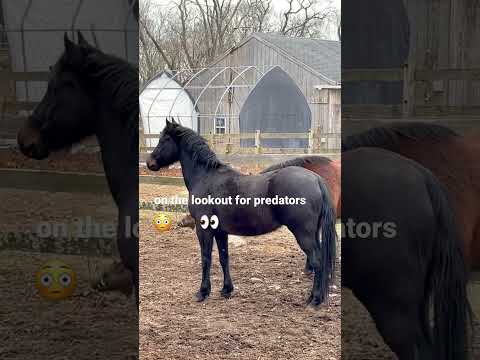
[195,290,210,302]
[307,295,323,309]
[303,270,314,277]
[306,293,313,304]
[220,287,234,298]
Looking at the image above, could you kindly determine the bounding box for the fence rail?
[141,130,341,154]
[343,67,480,118]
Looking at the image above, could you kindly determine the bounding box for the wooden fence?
[343,67,480,119]
[141,129,341,155]
[0,71,47,113]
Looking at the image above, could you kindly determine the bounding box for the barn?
[142,32,341,153]
[342,0,480,136]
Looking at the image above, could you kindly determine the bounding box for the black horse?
[17,33,139,306]
[342,147,470,359]
[147,119,336,306]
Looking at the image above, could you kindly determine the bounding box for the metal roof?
[253,33,340,84]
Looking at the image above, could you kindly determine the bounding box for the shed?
[140,71,199,147]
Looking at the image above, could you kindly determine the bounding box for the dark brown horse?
[343,122,480,270]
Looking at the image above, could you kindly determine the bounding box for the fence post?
[308,129,314,154]
[255,130,261,154]
[402,62,412,117]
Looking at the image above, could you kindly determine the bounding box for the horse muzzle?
[146,157,160,171]
[17,125,50,160]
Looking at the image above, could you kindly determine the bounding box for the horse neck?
[95,106,138,210]
[178,149,215,191]
[84,56,138,116]
[81,59,138,209]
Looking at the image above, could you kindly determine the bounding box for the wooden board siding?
[405,0,480,109]
[191,37,339,143]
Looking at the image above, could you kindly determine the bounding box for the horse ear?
[64,32,75,53]
[64,32,86,68]
[77,31,90,47]
[171,117,178,125]
[165,118,171,126]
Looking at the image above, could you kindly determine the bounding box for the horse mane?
[82,50,139,119]
[166,124,226,169]
[342,122,458,151]
[261,155,332,173]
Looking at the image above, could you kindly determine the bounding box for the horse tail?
[424,172,471,360]
[316,176,337,302]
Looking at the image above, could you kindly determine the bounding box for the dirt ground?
[0,251,138,360]
[0,188,138,359]
[141,184,480,359]
[0,148,105,173]
[139,182,341,360]
[342,286,480,359]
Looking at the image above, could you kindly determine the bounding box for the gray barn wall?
[344,0,480,109]
[405,0,480,108]
[189,37,338,136]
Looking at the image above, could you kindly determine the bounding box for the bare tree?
[279,0,338,37]
[140,0,339,84]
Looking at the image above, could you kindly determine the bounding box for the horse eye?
[200,215,209,230]
[210,215,219,229]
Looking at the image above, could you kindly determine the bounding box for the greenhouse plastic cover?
[2,0,138,102]
[140,72,199,146]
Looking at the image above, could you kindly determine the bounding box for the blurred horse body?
[343,122,480,269]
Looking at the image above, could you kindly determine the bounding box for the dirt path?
[139,209,341,360]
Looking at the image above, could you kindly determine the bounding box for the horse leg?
[215,231,234,298]
[304,257,314,276]
[356,292,433,360]
[117,219,139,307]
[195,227,213,302]
[290,228,323,306]
[117,235,138,302]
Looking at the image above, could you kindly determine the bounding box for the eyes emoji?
[199,215,219,230]
[41,272,71,288]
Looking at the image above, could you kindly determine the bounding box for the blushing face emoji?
[35,260,77,300]
[152,213,172,232]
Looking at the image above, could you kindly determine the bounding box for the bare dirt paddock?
[0,188,137,359]
[0,251,138,359]
[139,199,341,360]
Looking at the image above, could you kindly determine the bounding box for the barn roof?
[212,32,340,85]
[253,33,340,84]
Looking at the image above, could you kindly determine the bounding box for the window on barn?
[214,117,226,134]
